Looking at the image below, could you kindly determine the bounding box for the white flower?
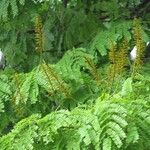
[0,49,5,69]
[130,41,150,61]
[130,46,137,61]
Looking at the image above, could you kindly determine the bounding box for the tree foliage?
[0,0,150,150]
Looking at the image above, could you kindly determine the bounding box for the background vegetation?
[0,0,150,150]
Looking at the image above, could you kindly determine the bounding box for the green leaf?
[121,77,133,96]
[103,137,111,150]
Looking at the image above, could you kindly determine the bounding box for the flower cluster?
[132,18,145,75]
[35,16,43,53]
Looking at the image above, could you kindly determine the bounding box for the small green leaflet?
[121,78,133,96]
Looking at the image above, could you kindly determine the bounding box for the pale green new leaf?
[121,77,133,96]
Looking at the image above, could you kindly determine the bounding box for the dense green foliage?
[0,0,150,150]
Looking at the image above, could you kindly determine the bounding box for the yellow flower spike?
[35,15,43,54]
[132,18,145,75]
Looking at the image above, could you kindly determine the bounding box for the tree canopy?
[0,0,150,150]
